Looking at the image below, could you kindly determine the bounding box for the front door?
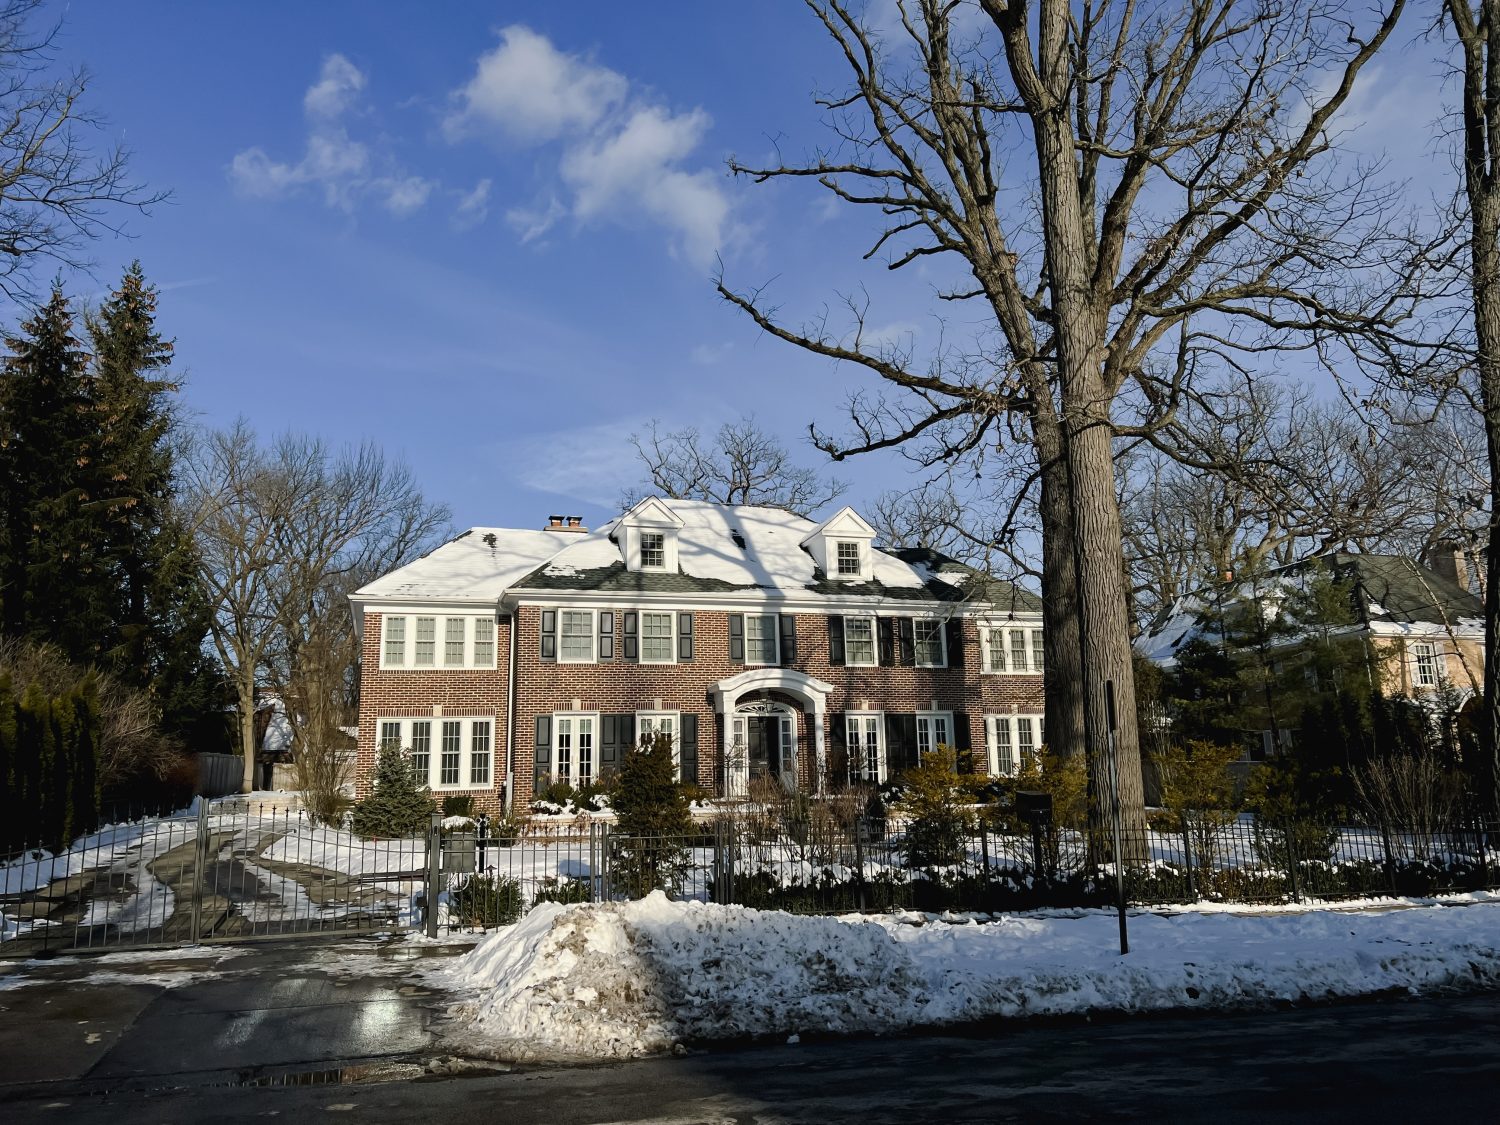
[747,716,781,780]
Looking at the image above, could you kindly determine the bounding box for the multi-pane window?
[473,618,495,666]
[1413,642,1440,688]
[409,720,432,781]
[745,613,778,664]
[641,532,666,569]
[381,615,497,669]
[982,626,1043,674]
[985,715,1042,777]
[444,618,466,666]
[559,611,594,662]
[916,711,953,756]
[640,611,676,663]
[414,617,437,666]
[378,717,495,789]
[470,721,492,785]
[914,620,945,667]
[638,711,680,778]
[845,616,877,666]
[836,541,862,576]
[383,618,405,665]
[440,720,462,785]
[553,714,596,786]
[846,714,884,782]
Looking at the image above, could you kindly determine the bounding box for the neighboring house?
[349,499,1047,814]
[1138,548,1486,756]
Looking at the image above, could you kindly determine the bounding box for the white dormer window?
[836,541,861,577]
[641,532,666,569]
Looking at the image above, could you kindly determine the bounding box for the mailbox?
[1015,790,1053,824]
[442,831,477,874]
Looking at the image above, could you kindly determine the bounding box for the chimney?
[544,514,588,534]
[1424,538,1485,598]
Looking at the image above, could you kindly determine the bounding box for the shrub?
[893,746,972,867]
[610,731,693,897]
[448,874,523,927]
[350,746,432,839]
[1151,739,1243,879]
[441,794,475,819]
[532,876,592,906]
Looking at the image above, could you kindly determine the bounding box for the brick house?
[350,499,1047,815]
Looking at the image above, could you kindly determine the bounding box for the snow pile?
[438,894,1500,1060]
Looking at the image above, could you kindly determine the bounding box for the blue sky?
[39,2,1455,535]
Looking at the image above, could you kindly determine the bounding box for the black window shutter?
[540,610,556,662]
[779,614,797,665]
[952,712,971,771]
[945,617,965,667]
[885,713,918,776]
[877,617,895,666]
[679,713,698,786]
[599,611,615,660]
[829,713,847,778]
[678,612,694,662]
[623,611,639,661]
[828,616,845,666]
[533,715,552,777]
[600,715,618,772]
[899,618,916,666]
[729,614,745,662]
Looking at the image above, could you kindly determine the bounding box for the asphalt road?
[8,985,1500,1123]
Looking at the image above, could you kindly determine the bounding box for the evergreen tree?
[350,745,433,838]
[610,731,693,896]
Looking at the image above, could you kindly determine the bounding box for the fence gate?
[1,799,429,958]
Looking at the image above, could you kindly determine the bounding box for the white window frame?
[844,615,877,667]
[552,711,599,787]
[640,531,666,569]
[557,609,597,664]
[913,619,947,668]
[835,540,862,577]
[414,616,437,666]
[980,625,1043,676]
[443,618,466,667]
[846,712,885,783]
[745,612,779,665]
[638,610,677,664]
[637,710,681,778]
[379,614,499,670]
[915,710,954,756]
[376,716,495,791]
[985,713,1044,777]
[1412,641,1441,689]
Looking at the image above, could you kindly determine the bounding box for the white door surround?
[710,667,835,796]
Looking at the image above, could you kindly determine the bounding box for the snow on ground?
[435,894,1500,1061]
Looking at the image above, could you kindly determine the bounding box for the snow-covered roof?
[352,528,568,603]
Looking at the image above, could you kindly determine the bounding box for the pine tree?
[610,732,693,896]
[350,745,433,838]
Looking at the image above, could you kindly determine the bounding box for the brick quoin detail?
[357,607,1045,809]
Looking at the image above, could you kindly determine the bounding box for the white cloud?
[513,419,647,506]
[444,26,628,142]
[690,341,734,365]
[229,54,434,218]
[447,27,734,268]
[453,178,493,228]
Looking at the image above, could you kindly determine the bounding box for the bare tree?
[718,0,1412,837]
[182,424,448,793]
[622,415,847,517]
[0,1,164,302]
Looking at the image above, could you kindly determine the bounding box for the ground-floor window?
[846,713,885,783]
[984,713,1042,777]
[915,710,954,756]
[553,712,598,787]
[378,716,494,790]
[637,710,680,778]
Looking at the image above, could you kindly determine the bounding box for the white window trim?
[557,609,598,664]
[846,711,886,783]
[1412,641,1442,689]
[640,532,667,570]
[843,615,878,667]
[376,716,495,791]
[835,540,863,577]
[551,710,600,787]
[984,713,1043,777]
[744,612,780,666]
[638,610,678,665]
[379,614,500,671]
[980,625,1043,676]
[913,619,947,669]
[637,710,681,778]
[915,710,955,756]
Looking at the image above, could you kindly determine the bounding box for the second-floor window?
[982,626,1043,674]
[559,610,595,662]
[640,611,676,663]
[641,532,666,569]
[845,616,877,666]
[1413,642,1441,688]
[914,620,946,667]
[746,613,778,663]
[381,614,497,669]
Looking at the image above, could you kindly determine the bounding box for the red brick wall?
[355,605,1046,809]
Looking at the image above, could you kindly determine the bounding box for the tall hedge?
[0,673,100,851]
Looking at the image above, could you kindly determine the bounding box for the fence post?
[1180,812,1196,902]
[854,819,868,913]
[189,799,210,942]
[980,823,990,883]
[1284,824,1301,904]
[424,812,442,938]
[1379,819,1398,896]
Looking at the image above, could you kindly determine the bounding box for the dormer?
[618,497,685,574]
[800,506,877,582]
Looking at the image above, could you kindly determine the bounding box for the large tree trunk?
[235,671,257,794]
[1035,412,1085,762]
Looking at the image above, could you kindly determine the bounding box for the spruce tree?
[610,731,693,896]
[350,745,434,838]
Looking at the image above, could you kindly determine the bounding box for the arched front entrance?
[711,667,835,797]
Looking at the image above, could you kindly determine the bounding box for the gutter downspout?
[504,602,517,818]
